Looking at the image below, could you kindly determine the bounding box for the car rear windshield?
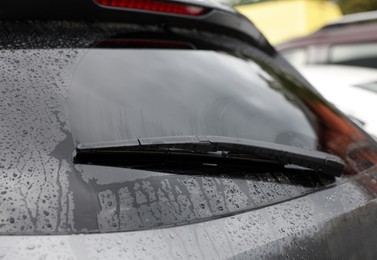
[1,21,377,235]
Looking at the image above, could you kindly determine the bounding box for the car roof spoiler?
[0,0,275,55]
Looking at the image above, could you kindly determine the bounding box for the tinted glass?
[329,42,377,68]
[70,49,316,147]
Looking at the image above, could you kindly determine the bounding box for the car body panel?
[2,168,377,259]
[277,22,377,50]
[0,0,272,57]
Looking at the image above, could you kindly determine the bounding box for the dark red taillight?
[94,0,209,16]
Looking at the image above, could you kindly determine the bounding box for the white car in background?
[297,65,377,137]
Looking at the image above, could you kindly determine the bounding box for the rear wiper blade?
[74,135,345,177]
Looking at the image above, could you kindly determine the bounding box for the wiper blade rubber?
[74,136,345,177]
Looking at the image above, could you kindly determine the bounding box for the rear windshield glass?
[1,21,377,235]
[70,49,317,148]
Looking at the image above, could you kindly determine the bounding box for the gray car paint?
[1,170,377,259]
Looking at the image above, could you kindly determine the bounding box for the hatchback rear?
[2,1,377,259]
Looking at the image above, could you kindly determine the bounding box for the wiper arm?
[74,136,345,176]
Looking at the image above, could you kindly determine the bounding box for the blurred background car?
[276,10,377,68]
[296,65,377,138]
[271,8,377,138]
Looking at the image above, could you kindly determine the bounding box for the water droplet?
[26,244,35,250]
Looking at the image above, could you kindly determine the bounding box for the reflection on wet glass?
[69,50,317,148]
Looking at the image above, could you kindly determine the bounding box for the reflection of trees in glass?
[235,48,377,175]
[336,0,377,14]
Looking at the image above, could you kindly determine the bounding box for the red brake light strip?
[94,0,209,16]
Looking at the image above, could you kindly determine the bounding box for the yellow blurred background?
[234,0,377,45]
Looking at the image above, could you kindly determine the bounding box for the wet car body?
[2,1,377,259]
